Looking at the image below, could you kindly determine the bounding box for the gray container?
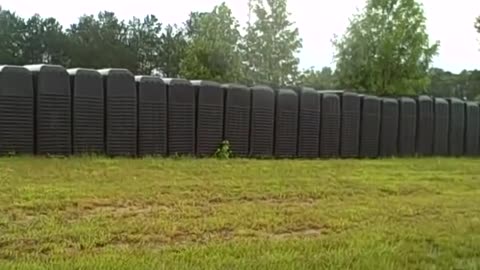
[0,66,34,155]
[398,97,417,156]
[274,89,298,157]
[340,92,361,158]
[447,98,465,156]
[26,64,71,155]
[99,69,137,156]
[433,98,449,156]
[136,76,167,156]
[416,96,434,156]
[223,84,251,157]
[379,98,399,157]
[360,95,381,158]
[297,88,321,158]
[68,68,104,154]
[165,78,195,156]
[320,93,340,158]
[250,85,275,157]
[193,80,224,157]
[464,101,479,156]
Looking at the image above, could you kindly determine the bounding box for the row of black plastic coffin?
[0,64,478,158]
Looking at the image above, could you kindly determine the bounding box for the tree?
[180,3,244,82]
[334,0,439,96]
[476,16,480,34]
[0,7,26,65]
[127,15,162,74]
[298,67,338,90]
[476,16,480,51]
[157,24,187,78]
[243,0,302,87]
[67,12,136,70]
[428,68,480,100]
[428,68,460,98]
[22,15,69,65]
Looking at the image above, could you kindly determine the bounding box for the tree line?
[0,0,479,99]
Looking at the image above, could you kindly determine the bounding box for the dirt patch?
[201,195,320,208]
[272,228,323,239]
[67,199,163,219]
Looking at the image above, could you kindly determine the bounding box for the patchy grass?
[0,157,479,269]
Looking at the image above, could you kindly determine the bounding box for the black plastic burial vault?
[69,68,104,154]
[0,65,34,155]
[249,85,275,157]
[447,98,465,156]
[136,76,167,156]
[274,89,298,158]
[164,78,196,156]
[379,98,399,157]
[433,98,449,156]
[320,93,341,158]
[415,95,434,156]
[222,84,251,157]
[26,64,71,155]
[398,97,417,157]
[360,95,381,158]
[340,92,361,158]
[99,69,137,156]
[297,88,321,158]
[193,80,224,157]
[464,101,479,156]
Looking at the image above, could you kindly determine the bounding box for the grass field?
[0,157,479,269]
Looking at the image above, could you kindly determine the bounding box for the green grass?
[0,157,480,269]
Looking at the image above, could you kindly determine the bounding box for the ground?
[0,157,479,269]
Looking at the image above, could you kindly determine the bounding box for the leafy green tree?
[127,15,162,74]
[180,3,244,82]
[0,7,26,65]
[334,0,439,96]
[298,67,338,90]
[243,0,302,87]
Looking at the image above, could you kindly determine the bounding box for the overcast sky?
[2,0,479,73]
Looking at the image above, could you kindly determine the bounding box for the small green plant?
[215,140,232,159]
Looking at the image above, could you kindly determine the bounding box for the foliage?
[298,67,338,90]
[476,16,480,34]
[214,140,232,159]
[67,12,136,71]
[157,24,187,78]
[22,15,69,66]
[127,15,162,75]
[0,8,188,76]
[428,68,480,100]
[334,0,439,96]
[0,7,26,65]
[0,157,480,269]
[180,3,244,82]
[243,0,302,87]
[0,8,69,66]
